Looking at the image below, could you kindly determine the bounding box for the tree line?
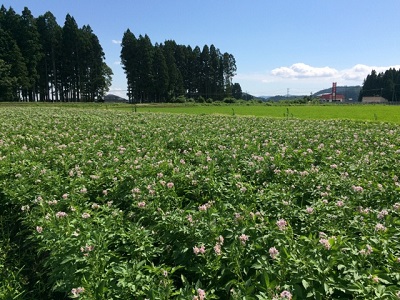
[359,68,400,102]
[120,29,242,103]
[0,6,112,102]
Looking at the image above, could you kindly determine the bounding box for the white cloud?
[271,63,338,79]
[112,39,122,44]
[271,63,400,82]
[341,64,400,81]
[114,61,121,65]
[227,63,400,96]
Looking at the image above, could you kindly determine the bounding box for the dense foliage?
[120,30,240,102]
[1,107,400,299]
[359,68,400,102]
[0,6,112,102]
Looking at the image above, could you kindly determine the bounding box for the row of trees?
[359,68,400,102]
[0,6,112,102]
[120,30,242,102]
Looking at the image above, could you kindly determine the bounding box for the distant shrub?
[223,97,236,103]
[196,96,205,103]
[173,95,186,103]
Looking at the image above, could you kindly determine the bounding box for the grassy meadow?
[127,104,400,123]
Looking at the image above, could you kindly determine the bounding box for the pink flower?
[276,219,287,231]
[214,243,222,255]
[199,204,208,211]
[81,213,91,219]
[360,244,373,255]
[336,200,344,207]
[352,185,364,192]
[167,182,174,189]
[80,245,94,255]
[132,187,141,194]
[55,211,68,218]
[137,201,146,208]
[198,201,213,211]
[269,246,279,259]
[36,226,43,233]
[371,275,379,283]
[187,214,193,223]
[375,223,386,232]
[195,288,206,300]
[306,207,314,214]
[71,287,85,297]
[239,234,249,245]
[193,245,205,255]
[319,238,331,250]
[280,290,292,299]
[377,209,388,219]
[62,193,68,199]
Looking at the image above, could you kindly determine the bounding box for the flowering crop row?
[0,107,400,299]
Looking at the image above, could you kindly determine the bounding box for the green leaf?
[302,279,309,290]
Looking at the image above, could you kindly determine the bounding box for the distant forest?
[0,6,112,102]
[121,30,241,102]
[358,68,400,102]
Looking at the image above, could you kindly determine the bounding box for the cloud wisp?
[112,39,122,44]
[271,63,338,79]
[271,63,400,82]
[236,63,400,96]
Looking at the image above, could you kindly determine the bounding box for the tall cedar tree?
[0,5,112,102]
[120,29,237,102]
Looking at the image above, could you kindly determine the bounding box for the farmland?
[1,106,400,299]
[125,104,400,124]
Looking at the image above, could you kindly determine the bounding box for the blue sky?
[3,0,400,97]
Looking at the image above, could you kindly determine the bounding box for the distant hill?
[259,86,362,102]
[313,86,361,102]
[260,95,306,102]
[104,94,127,103]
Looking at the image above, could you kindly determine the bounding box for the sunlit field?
[1,106,400,299]
[126,104,400,124]
[2,102,399,124]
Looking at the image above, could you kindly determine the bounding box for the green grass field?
[1,102,400,123]
[131,104,400,123]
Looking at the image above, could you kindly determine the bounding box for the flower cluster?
[193,245,206,255]
[276,219,288,231]
[71,287,85,297]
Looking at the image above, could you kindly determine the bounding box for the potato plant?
[0,107,400,299]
